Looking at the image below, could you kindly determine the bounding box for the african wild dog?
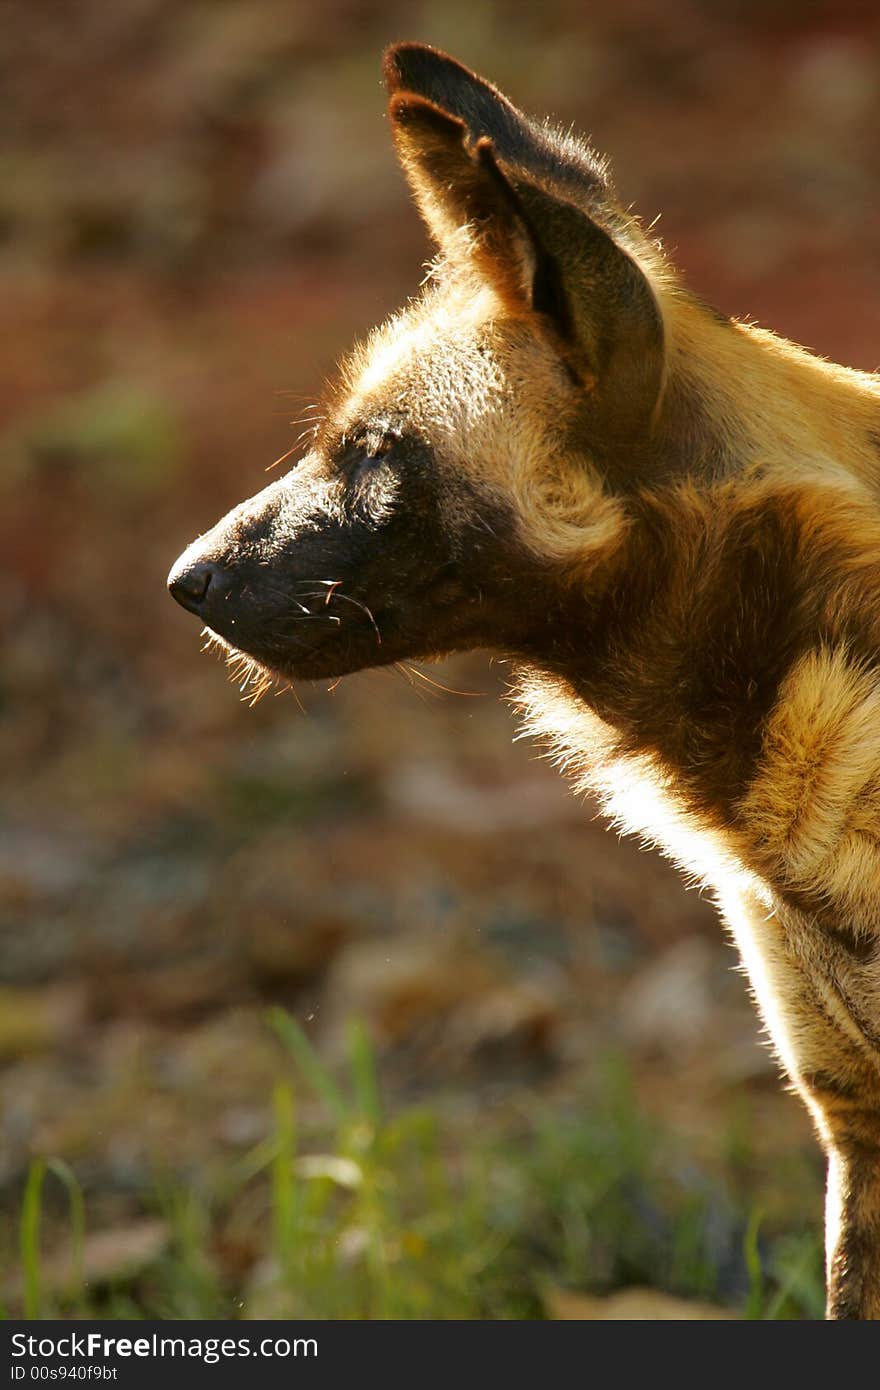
[169,44,880,1318]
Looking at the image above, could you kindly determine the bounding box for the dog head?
[168,43,671,687]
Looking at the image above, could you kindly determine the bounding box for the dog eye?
[365,434,394,460]
[348,424,400,467]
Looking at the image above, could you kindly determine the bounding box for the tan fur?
[170,46,880,1316]
[513,669,749,892]
[667,299,880,485]
[342,123,880,1315]
[738,649,880,927]
[338,276,628,569]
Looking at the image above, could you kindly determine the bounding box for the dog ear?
[387,93,551,311]
[386,64,665,439]
[384,42,609,209]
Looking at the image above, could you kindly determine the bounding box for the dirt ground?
[2,0,878,1314]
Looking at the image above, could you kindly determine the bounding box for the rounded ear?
[388,81,665,440]
[384,43,540,169]
[515,179,666,442]
[388,93,545,310]
[383,41,610,206]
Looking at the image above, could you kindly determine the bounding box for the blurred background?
[2,0,878,1319]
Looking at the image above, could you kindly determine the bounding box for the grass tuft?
[4,1015,825,1320]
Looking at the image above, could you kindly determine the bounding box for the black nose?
[167,559,225,615]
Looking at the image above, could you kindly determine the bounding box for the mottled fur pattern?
[168,44,880,1317]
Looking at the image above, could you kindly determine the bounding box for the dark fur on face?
[168,420,562,683]
[169,43,880,1319]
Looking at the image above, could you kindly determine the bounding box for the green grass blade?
[20,1159,47,1319]
[267,1008,348,1124]
[743,1207,764,1319]
[45,1159,85,1304]
[347,1019,380,1126]
[271,1082,298,1268]
[764,1232,824,1320]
